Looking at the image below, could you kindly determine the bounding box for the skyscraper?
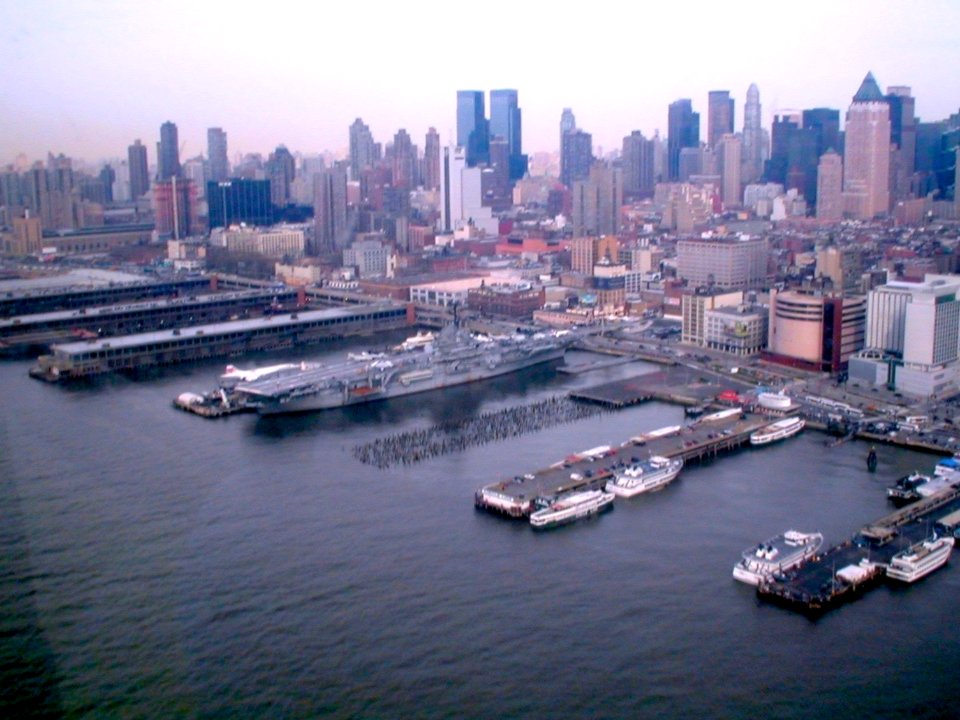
[707,91,734,150]
[266,145,295,206]
[391,129,417,190]
[313,167,349,253]
[668,99,700,181]
[457,91,489,167]
[489,89,527,180]
[127,139,150,199]
[157,121,180,181]
[349,119,380,180]
[741,84,764,185]
[843,72,891,219]
[718,134,742,208]
[621,131,655,199]
[802,108,841,157]
[885,86,917,202]
[560,108,576,144]
[423,127,440,191]
[207,128,229,183]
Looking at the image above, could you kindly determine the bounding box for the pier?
[757,485,960,614]
[569,369,726,409]
[0,288,304,356]
[30,303,412,381]
[475,410,775,518]
[0,276,212,317]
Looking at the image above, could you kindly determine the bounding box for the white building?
[851,274,960,397]
[221,225,306,259]
[439,146,498,236]
[343,238,392,279]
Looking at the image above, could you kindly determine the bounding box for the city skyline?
[2,1,959,164]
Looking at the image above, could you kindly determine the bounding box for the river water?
[2,339,959,719]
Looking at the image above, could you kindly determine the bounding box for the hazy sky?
[2,0,959,166]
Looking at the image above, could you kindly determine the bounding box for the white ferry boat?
[605,456,683,498]
[529,489,614,530]
[750,416,805,445]
[732,530,824,586]
[886,535,955,583]
[757,390,792,410]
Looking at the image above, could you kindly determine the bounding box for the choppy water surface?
[2,342,960,719]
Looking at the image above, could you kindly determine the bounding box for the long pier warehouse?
[30,303,412,380]
[0,288,304,355]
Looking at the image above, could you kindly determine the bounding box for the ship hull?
[255,347,565,415]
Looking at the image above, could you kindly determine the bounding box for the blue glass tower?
[456,90,489,167]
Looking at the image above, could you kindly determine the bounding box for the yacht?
[886,535,955,583]
[529,489,614,530]
[749,417,805,445]
[605,456,683,498]
[732,530,824,586]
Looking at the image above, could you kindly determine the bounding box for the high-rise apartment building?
[668,99,700,181]
[561,128,593,188]
[457,91,489,167]
[621,131,655,199]
[313,167,349,254]
[127,139,150,199]
[741,83,764,185]
[157,121,180,181]
[153,177,198,238]
[207,128,229,183]
[571,164,623,237]
[843,72,891,219]
[423,127,440,191]
[489,89,527,180]
[707,91,734,150]
[816,150,844,222]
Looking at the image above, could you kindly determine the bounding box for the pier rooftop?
[476,409,776,517]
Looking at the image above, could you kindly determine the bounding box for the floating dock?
[757,484,960,615]
[475,410,778,518]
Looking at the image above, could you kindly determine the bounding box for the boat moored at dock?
[749,416,805,445]
[529,489,614,530]
[885,535,955,583]
[732,530,824,586]
[605,456,683,497]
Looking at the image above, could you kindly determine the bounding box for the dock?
[30,303,412,381]
[757,485,960,614]
[475,410,775,518]
[0,288,304,356]
[569,369,726,409]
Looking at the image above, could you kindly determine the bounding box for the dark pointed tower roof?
[852,72,884,103]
